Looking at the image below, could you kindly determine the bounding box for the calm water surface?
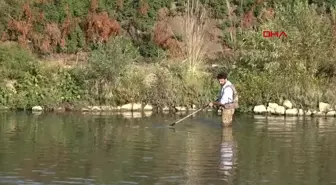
[1,111,336,185]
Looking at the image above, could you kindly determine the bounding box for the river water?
[0,111,336,185]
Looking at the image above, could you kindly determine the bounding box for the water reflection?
[219,127,237,183]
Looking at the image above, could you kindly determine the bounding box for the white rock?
[283,100,293,109]
[253,105,267,114]
[314,111,325,116]
[275,106,285,115]
[326,111,336,116]
[298,109,304,116]
[121,103,133,110]
[190,104,197,110]
[268,103,279,109]
[305,110,312,116]
[100,106,112,111]
[143,104,153,110]
[285,108,298,116]
[32,106,43,111]
[90,106,101,111]
[267,106,276,114]
[132,103,142,111]
[81,108,90,112]
[319,102,331,113]
[175,106,187,111]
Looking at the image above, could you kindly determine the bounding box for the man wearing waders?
[209,72,238,127]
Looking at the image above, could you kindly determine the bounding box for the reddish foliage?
[60,5,76,48]
[5,0,121,53]
[241,10,255,29]
[157,8,169,21]
[86,12,121,43]
[153,21,172,46]
[85,0,121,43]
[8,20,33,45]
[41,38,51,53]
[240,1,259,29]
[153,15,183,58]
[46,23,61,46]
[38,11,45,22]
[5,2,82,53]
[7,3,34,45]
[165,38,184,57]
[139,0,149,16]
[22,3,32,22]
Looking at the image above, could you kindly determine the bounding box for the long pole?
[169,105,209,126]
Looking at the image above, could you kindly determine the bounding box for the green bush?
[222,1,336,110]
[84,36,140,105]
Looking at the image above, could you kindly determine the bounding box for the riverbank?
[1,2,336,114]
[1,41,336,116]
[1,100,335,118]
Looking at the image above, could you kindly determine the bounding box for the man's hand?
[209,102,221,107]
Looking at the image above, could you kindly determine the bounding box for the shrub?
[223,1,336,110]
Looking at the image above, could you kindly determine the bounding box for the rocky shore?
[27,103,199,113]
[253,100,336,117]
[2,100,335,118]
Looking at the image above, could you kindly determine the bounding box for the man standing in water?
[209,72,238,127]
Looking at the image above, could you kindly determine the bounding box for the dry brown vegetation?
[153,8,184,58]
[4,0,121,53]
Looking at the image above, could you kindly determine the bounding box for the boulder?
[132,103,142,111]
[326,111,336,117]
[283,100,293,109]
[143,104,153,111]
[285,108,298,116]
[81,108,90,112]
[90,106,101,111]
[190,104,197,110]
[121,103,133,110]
[267,106,276,114]
[120,103,142,111]
[314,111,325,116]
[253,105,267,114]
[268,103,279,109]
[298,109,304,116]
[319,102,331,113]
[32,106,43,111]
[175,106,187,111]
[275,106,285,115]
[100,106,111,111]
[305,110,312,116]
